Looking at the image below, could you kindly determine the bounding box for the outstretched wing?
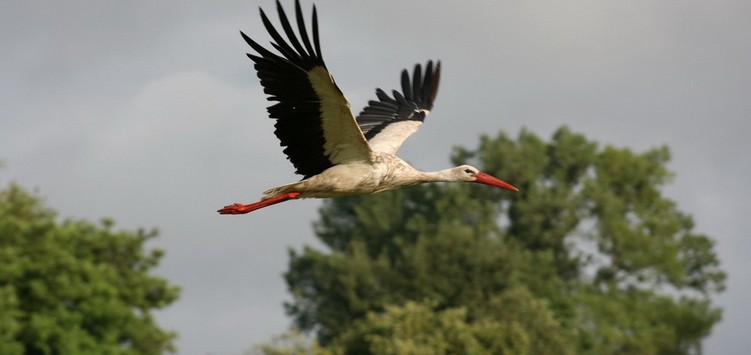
[356,60,441,155]
[241,0,371,179]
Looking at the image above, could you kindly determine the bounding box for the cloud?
[90,71,262,160]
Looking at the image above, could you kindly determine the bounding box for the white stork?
[218,0,518,215]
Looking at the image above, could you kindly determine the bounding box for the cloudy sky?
[2,1,749,354]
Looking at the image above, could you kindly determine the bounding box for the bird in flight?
[218,0,518,215]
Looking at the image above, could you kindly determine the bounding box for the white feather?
[307,67,372,164]
[366,120,423,155]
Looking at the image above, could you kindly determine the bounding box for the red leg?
[217,192,301,215]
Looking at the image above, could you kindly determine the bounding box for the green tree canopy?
[0,183,180,354]
[278,127,725,355]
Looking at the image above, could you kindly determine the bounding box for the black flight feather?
[356,60,441,140]
[241,0,331,179]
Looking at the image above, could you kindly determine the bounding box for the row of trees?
[258,127,725,354]
[1,126,726,354]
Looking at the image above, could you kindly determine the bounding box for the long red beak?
[474,172,519,192]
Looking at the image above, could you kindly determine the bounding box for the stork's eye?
[464,169,474,174]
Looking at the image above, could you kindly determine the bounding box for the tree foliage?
[327,300,531,355]
[273,127,725,354]
[0,183,180,354]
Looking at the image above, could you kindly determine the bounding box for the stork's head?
[453,165,519,192]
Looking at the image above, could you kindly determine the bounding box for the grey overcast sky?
[1,1,749,354]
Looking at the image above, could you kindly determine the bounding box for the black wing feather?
[276,2,309,58]
[356,60,442,140]
[294,0,316,57]
[241,0,332,178]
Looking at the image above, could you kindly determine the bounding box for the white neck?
[416,168,460,183]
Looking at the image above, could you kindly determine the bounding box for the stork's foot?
[217,203,254,215]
